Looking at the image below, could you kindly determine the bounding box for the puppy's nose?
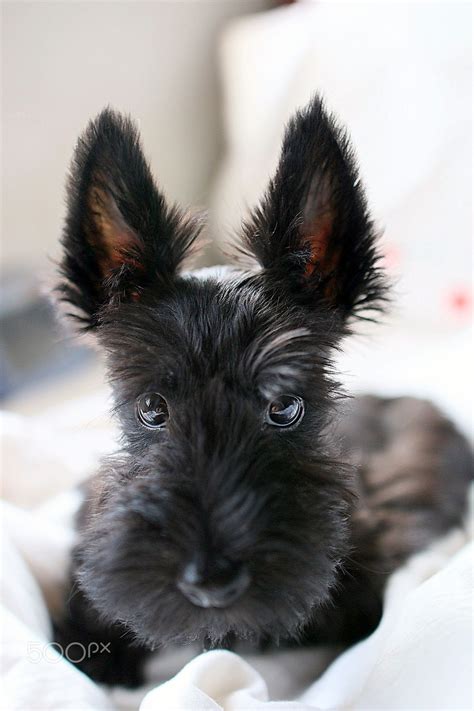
[177,558,250,608]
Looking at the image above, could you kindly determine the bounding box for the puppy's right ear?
[57,108,202,330]
[242,96,387,321]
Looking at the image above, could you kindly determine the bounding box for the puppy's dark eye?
[136,393,169,429]
[266,395,304,428]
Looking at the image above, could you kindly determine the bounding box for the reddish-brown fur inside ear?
[304,214,333,279]
[303,209,340,301]
[87,184,144,277]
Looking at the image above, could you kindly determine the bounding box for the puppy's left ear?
[243,96,387,319]
[58,108,202,330]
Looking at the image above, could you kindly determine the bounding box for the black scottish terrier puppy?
[54,97,472,686]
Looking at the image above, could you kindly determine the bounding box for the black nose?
[177,558,250,608]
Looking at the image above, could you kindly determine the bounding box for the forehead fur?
[99,269,337,401]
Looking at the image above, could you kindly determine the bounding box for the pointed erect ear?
[243,96,387,319]
[57,108,202,329]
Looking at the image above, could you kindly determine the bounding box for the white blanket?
[1,404,473,710]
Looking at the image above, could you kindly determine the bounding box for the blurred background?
[1,1,472,504]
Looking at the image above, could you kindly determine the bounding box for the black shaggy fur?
[54,97,473,687]
[58,108,203,329]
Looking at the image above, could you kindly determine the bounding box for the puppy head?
[58,99,387,647]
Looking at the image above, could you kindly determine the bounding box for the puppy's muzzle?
[177,559,251,608]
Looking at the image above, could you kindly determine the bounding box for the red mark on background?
[444,286,472,319]
[381,243,401,271]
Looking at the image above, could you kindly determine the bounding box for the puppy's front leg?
[54,579,150,687]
